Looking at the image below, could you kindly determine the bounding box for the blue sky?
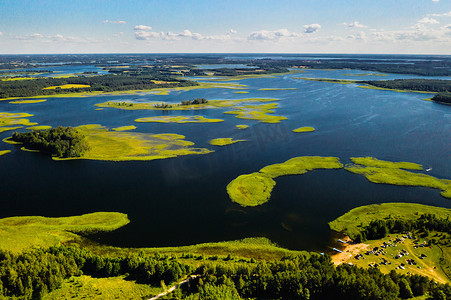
[1,0,450,54]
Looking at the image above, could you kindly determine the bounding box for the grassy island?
[346,157,451,198]
[227,156,343,206]
[10,125,213,161]
[224,103,287,123]
[236,124,249,129]
[0,112,37,131]
[0,150,11,156]
[135,115,224,123]
[293,126,315,133]
[111,125,137,131]
[209,138,246,146]
[0,212,129,253]
[9,99,47,104]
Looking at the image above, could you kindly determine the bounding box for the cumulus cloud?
[418,17,439,24]
[104,20,126,24]
[134,25,153,31]
[303,24,321,34]
[229,29,237,34]
[248,29,301,40]
[13,33,44,40]
[429,11,451,17]
[342,21,367,28]
[347,31,367,40]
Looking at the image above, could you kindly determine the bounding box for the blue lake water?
[0,68,450,252]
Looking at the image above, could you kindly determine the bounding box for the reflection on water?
[0,67,450,252]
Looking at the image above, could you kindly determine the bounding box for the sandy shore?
[331,237,369,265]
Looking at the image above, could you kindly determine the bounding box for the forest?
[11,126,89,158]
[0,73,196,98]
[432,93,451,104]
[0,245,450,300]
[363,79,451,93]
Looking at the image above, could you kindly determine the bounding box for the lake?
[0,67,450,253]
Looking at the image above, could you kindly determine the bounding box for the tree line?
[363,79,451,93]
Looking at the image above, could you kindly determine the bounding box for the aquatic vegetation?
[9,99,47,104]
[0,112,37,130]
[112,125,137,131]
[224,103,287,123]
[43,84,91,90]
[96,97,279,111]
[346,157,451,198]
[0,150,10,156]
[228,156,343,206]
[233,91,249,94]
[209,138,246,146]
[0,212,129,253]
[0,126,23,133]
[293,126,315,133]
[227,173,276,207]
[260,156,343,178]
[259,88,297,91]
[26,125,52,130]
[296,77,359,84]
[135,115,224,123]
[236,124,249,129]
[52,124,213,161]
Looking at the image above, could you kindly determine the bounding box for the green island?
[293,126,315,133]
[135,115,224,123]
[345,157,451,199]
[111,125,137,131]
[329,203,451,285]
[209,138,246,146]
[9,99,47,104]
[236,124,249,129]
[227,156,343,206]
[0,150,11,156]
[0,112,38,131]
[10,125,213,161]
[224,103,287,123]
[25,125,52,130]
[431,93,451,105]
[0,212,130,253]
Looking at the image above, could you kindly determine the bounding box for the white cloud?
[248,29,301,40]
[104,20,127,24]
[429,10,451,17]
[303,24,321,34]
[134,25,153,31]
[13,33,43,40]
[432,0,439,2]
[342,21,367,28]
[229,29,237,34]
[347,31,367,40]
[135,31,164,40]
[0,32,3,36]
[418,17,439,24]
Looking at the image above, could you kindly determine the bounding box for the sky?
[0,0,451,54]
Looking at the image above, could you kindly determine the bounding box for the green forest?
[363,79,451,93]
[11,127,89,158]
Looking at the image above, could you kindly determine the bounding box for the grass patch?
[0,212,129,253]
[9,99,47,104]
[346,157,451,198]
[111,125,137,131]
[43,84,91,90]
[209,138,246,146]
[1,77,37,81]
[258,88,297,91]
[26,125,52,130]
[95,97,279,111]
[43,275,161,300]
[228,156,343,206]
[233,91,249,94]
[224,103,287,123]
[135,115,224,123]
[293,126,315,133]
[296,77,359,84]
[0,150,11,156]
[0,112,38,129]
[51,124,213,162]
[236,124,249,129]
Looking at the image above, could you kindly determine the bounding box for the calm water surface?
[0,68,450,252]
